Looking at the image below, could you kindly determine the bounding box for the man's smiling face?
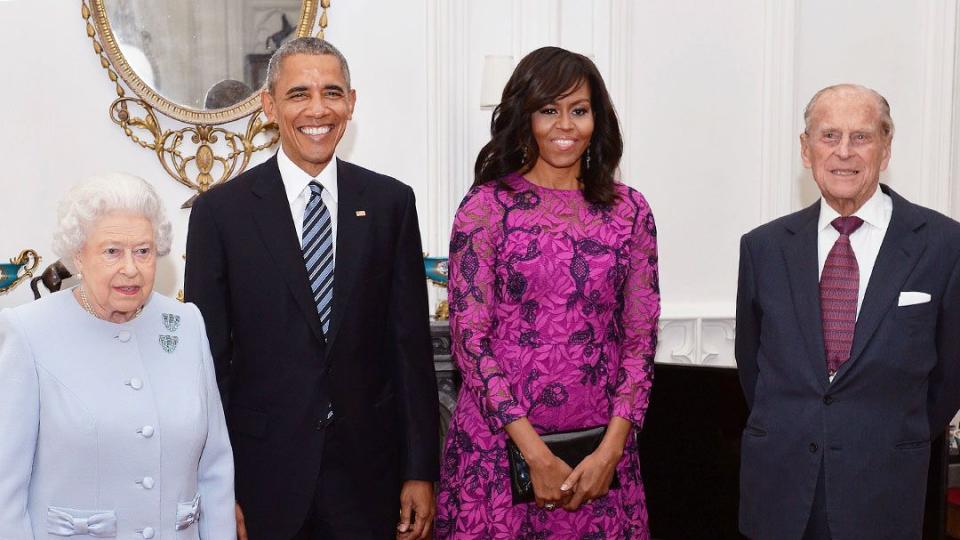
[262,53,356,177]
[800,87,891,216]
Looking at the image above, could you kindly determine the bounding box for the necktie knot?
[831,216,864,236]
[308,181,324,198]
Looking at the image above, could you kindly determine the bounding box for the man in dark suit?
[185,38,439,540]
[735,84,960,539]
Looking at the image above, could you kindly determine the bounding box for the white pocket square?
[898,291,931,306]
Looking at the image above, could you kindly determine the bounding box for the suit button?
[315,410,335,430]
[809,443,819,453]
[823,395,833,405]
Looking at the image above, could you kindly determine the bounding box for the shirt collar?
[276,145,339,206]
[817,185,890,232]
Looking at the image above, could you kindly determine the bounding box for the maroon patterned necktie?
[820,216,864,375]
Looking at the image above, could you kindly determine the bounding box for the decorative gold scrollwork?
[106,97,278,204]
[82,1,323,207]
[318,0,331,38]
[0,249,41,295]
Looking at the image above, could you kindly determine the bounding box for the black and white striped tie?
[302,181,334,334]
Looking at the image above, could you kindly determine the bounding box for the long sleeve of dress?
[0,311,38,539]
[610,192,660,427]
[448,189,526,432]
[192,305,237,540]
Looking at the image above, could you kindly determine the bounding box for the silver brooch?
[159,335,179,353]
[162,313,181,332]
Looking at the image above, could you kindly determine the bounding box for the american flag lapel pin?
[355,210,367,217]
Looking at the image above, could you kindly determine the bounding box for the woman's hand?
[559,445,621,511]
[526,452,574,510]
[560,416,632,511]
[504,417,571,510]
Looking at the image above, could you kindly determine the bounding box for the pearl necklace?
[77,286,143,321]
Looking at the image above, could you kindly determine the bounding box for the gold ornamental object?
[82,1,326,207]
[0,249,41,295]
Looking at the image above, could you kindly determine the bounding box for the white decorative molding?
[759,0,799,221]
[954,3,960,220]
[657,319,698,365]
[606,0,632,182]
[425,0,469,257]
[512,0,561,61]
[656,316,737,368]
[425,0,469,312]
[919,0,959,216]
[701,318,737,367]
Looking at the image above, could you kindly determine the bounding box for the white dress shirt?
[817,186,892,318]
[277,146,339,255]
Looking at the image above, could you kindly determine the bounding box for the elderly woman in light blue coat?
[0,173,235,539]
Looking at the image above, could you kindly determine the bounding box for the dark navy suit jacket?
[735,184,960,540]
[184,156,439,539]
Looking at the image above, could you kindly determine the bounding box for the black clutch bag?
[506,425,621,504]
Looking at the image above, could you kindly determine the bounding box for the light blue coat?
[0,290,235,539]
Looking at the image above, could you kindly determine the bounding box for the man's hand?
[397,480,435,539]
[235,502,248,540]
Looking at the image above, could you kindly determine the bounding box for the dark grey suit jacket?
[184,156,439,539]
[735,184,960,540]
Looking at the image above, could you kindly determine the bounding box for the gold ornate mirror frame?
[82,0,330,206]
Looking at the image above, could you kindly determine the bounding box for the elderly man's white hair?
[803,83,895,140]
[52,172,173,271]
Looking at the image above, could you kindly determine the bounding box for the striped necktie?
[820,215,864,375]
[302,181,334,335]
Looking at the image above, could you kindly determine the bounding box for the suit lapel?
[323,159,370,351]
[836,185,926,379]
[250,156,327,345]
[781,202,828,385]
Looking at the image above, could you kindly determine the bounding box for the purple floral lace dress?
[436,174,660,539]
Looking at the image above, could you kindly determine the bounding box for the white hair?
[803,83,895,140]
[52,173,173,270]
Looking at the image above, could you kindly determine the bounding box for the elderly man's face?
[801,88,891,216]
[74,211,156,323]
[262,53,356,177]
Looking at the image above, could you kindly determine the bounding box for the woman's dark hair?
[473,46,623,205]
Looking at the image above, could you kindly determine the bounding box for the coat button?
[127,378,143,390]
[140,476,155,489]
[117,330,132,342]
[141,526,155,539]
[809,443,819,453]
[315,409,335,430]
[823,395,834,405]
[139,425,155,438]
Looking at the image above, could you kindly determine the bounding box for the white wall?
[1,1,959,367]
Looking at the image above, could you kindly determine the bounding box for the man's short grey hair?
[803,83,895,140]
[52,173,173,270]
[265,37,351,94]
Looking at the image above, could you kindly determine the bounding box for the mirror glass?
[105,0,303,111]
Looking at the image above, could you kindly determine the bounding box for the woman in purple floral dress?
[436,47,660,539]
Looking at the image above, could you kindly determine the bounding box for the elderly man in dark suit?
[185,38,438,540]
[735,83,960,539]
